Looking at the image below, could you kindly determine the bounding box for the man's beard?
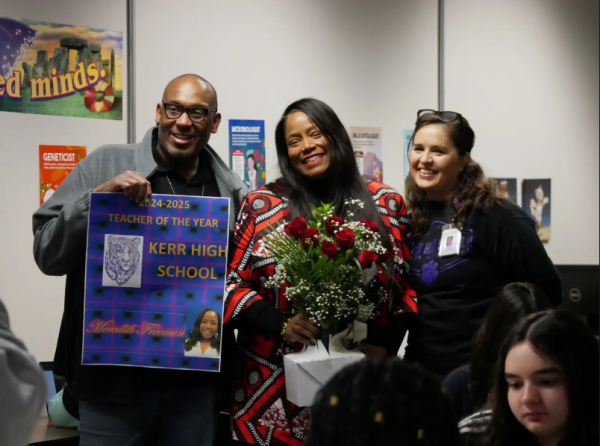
[157,130,201,161]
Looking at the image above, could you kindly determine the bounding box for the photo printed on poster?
[522,179,551,242]
[82,193,229,371]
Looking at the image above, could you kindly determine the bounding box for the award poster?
[0,16,123,119]
[351,126,383,182]
[82,193,230,372]
[39,145,86,204]
[229,119,266,191]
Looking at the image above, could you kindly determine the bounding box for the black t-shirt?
[406,199,562,377]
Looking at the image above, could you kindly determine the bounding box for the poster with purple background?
[82,193,229,372]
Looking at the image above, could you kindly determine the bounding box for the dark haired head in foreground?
[305,359,460,446]
[470,282,552,408]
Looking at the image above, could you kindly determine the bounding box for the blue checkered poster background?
[82,193,229,371]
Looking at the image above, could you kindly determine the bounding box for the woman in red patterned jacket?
[224,98,417,446]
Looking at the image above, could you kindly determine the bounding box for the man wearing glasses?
[32,74,247,446]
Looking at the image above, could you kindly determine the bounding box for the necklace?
[165,174,204,197]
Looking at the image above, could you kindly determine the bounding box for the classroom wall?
[1,0,597,362]
[133,0,439,195]
[444,0,599,264]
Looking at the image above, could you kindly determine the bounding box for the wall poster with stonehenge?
[0,16,123,120]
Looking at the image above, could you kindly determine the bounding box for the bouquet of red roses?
[263,199,392,342]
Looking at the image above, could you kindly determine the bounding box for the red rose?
[325,216,345,235]
[321,240,339,259]
[361,219,380,233]
[357,250,378,269]
[335,228,356,249]
[299,227,320,249]
[284,217,307,239]
[378,250,391,264]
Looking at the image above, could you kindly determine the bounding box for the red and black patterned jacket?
[224,181,417,445]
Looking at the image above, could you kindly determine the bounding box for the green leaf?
[310,254,335,282]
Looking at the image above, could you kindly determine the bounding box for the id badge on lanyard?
[438,223,462,258]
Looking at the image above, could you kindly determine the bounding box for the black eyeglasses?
[417,109,463,123]
[162,102,217,123]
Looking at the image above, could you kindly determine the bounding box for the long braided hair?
[305,358,459,446]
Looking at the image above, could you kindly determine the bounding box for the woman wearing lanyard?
[401,109,562,381]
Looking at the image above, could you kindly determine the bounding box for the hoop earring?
[214,332,219,340]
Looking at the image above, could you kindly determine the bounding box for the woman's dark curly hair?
[406,113,500,237]
[483,310,599,445]
[305,358,459,446]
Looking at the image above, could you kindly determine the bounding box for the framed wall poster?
[522,179,551,242]
[351,126,383,182]
[82,193,229,371]
[39,145,86,204]
[229,120,266,191]
[490,178,517,203]
[0,16,123,119]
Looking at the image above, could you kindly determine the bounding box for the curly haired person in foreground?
[305,358,459,446]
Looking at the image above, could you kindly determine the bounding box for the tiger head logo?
[105,236,141,285]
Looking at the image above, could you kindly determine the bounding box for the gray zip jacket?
[31,127,247,403]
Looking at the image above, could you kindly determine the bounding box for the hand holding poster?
[83,193,229,372]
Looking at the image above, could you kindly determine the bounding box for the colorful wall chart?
[229,119,265,191]
[351,126,383,182]
[39,145,86,205]
[0,16,123,119]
